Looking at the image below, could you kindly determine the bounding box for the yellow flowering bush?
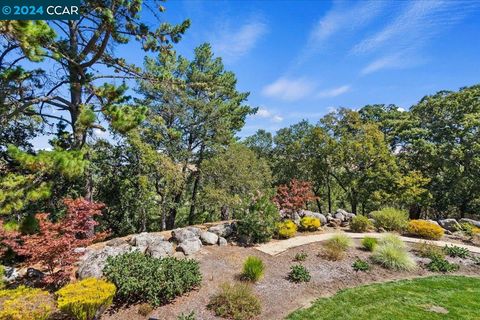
[0,286,55,320]
[56,278,116,320]
[277,220,297,238]
[300,216,321,231]
[407,220,444,240]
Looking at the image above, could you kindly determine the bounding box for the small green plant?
[370,207,408,231]
[350,215,373,232]
[103,251,202,306]
[56,278,116,320]
[352,259,370,272]
[242,256,265,282]
[414,242,445,260]
[177,311,196,320]
[372,235,416,271]
[208,282,261,320]
[294,251,308,262]
[300,216,321,231]
[426,257,459,273]
[277,220,297,239]
[138,303,154,316]
[361,237,378,252]
[288,265,311,283]
[323,234,352,261]
[444,245,469,259]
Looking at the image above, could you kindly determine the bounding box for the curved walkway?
[255,232,480,256]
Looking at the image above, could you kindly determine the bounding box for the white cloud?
[253,108,284,123]
[317,85,351,98]
[262,77,314,101]
[212,19,267,63]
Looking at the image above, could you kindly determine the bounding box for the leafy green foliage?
[427,257,459,273]
[241,256,265,282]
[103,252,202,306]
[352,259,370,272]
[294,251,308,262]
[370,208,408,231]
[350,215,373,232]
[208,282,261,320]
[237,195,279,244]
[444,245,469,259]
[288,265,311,283]
[361,237,377,252]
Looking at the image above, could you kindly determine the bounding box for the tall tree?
[138,43,255,228]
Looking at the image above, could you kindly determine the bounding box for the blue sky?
[153,0,480,136]
[31,0,480,148]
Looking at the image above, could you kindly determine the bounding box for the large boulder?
[77,244,136,279]
[171,228,197,243]
[218,237,228,246]
[334,212,345,221]
[177,238,202,255]
[147,240,174,259]
[300,210,327,225]
[200,231,219,245]
[208,223,234,238]
[328,218,342,228]
[186,227,202,237]
[129,233,165,253]
[459,218,480,228]
[438,219,461,232]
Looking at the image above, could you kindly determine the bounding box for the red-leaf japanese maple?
[273,179,317,215]
[0,198,107,286]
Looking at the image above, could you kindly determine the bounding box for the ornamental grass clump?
[407,220,444,240]
[370,207,408,232]
[0,286,56,320]
[56,278,116,320]
[208,282,261,320]
[277,220,297,239]
[300,217,321,231]
[372,234,416,271]
[242,256,265,282]
[361,237,378,252]
[323,234,352,261]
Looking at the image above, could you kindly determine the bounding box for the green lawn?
[287,276,480,320]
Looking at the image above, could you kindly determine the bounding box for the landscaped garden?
[1,1,480,319]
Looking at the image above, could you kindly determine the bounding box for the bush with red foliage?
[0,198,107,286]
[273,179,317,215]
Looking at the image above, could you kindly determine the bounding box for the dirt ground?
[101,239,480,320]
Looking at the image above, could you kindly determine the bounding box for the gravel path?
[255,232,480,255]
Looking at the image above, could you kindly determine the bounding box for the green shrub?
[350,215,373,232]
[323,234,352,261]
[56,278,116,320]
[237,195,279,244]
[361,237,377,252]
[103,251,202,306]
[277,220,297,239]
[407,220,444,240]
[352,259,370,272]
[426,257,459,273]
[370,207,408,231]
[372,243,416,271]
[414,242,445,260]
[0,286,55,320]
[288,265,311,283]
[294,251,308,262]
[177,311,196,320]
[207,282,261,320]
[300,217,321,231]
[242,256,264,282]
[444,245,469,259]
